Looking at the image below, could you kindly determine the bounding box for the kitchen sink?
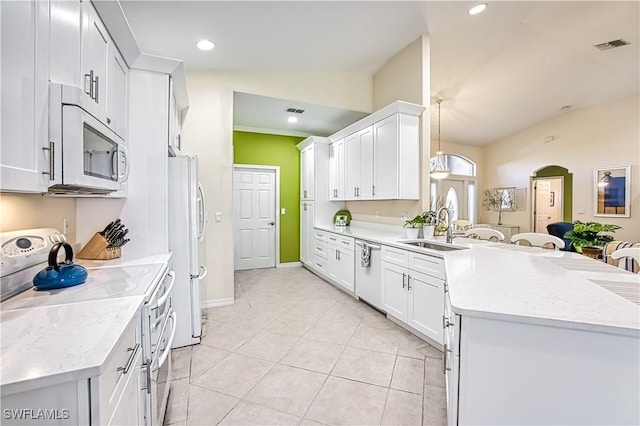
[397,240,468,251]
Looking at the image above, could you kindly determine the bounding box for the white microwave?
[48,83,129,194]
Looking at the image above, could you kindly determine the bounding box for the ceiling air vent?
[286,108,305,114]
[593,39,630,51]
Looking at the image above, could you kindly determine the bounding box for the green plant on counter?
[403,215,427,229]
[564,221,621,251]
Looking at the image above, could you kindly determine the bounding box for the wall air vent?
[286,108,305,114]
[593,39,630,50]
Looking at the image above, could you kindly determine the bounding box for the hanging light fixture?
[430,99,450,180]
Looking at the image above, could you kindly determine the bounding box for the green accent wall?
[535,165,573,222]
[233,131,305,263]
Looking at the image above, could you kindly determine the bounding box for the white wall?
[347,36,430,226]
[481,95,639,242]
[181,70,373,303]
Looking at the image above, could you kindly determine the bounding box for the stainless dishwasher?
[355,240,384,311]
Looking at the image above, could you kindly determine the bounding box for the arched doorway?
[531,165,573,232]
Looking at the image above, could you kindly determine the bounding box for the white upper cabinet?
[345,127,373,200]
[50,0,82,87]
[300,145,315,200]
[0,0,51,192]
[329,139,345,200]
[329,101,424,201]
[81,1,109,108]
[106,46,128,139]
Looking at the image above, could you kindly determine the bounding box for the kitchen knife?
[106,224,123,242]
[101,221,114,235]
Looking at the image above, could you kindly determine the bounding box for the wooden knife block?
[77,233,121,260]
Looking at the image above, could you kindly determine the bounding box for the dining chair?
[470,223,491,229]
[511,232,565,250]
[464,228,505,241]
[611,247,640,273]
[451,219,472,231]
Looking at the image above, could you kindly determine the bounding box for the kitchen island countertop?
[315,222,640,337]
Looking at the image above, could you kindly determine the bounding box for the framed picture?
[594,165,631,217]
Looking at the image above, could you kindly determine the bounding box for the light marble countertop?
[0,253,172,396]
[315,222,640,337]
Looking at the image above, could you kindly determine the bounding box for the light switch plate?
[215,212,222,222]
[281,208,286,215]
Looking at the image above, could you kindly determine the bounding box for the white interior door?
[234,167,277,270]
[534,178,563,232]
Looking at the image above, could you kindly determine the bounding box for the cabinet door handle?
[84,70,94,98]
[354,187,357,197]
[304,190,307,198]
[93,75,99,103]
[443,343,451,372]
[356,186,360,197]
[372,185,375,196]
[117,343,140,375]
[337,250,341,261]
[42,141,54,180]
[402,273,406,288]
[407,275,412,291]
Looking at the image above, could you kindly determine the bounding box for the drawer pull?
[117,343,140,375]
[341,240,350,245]
[315,263,323,268]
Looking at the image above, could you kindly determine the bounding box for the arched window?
[429,154,475,177]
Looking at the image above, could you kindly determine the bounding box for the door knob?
[269,222,275,226]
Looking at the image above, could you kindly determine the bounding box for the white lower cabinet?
[327,233,355,292]
[381,246,444,345]
[1,314,143,426]
[300,201,314,264]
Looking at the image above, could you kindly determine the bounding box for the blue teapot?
[33,242,88,290]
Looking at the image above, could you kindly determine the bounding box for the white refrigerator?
[168,155,208,348]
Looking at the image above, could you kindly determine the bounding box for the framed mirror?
[594,165,630,217]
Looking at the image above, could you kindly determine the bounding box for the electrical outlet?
[215,212,222,222]
[375,211,380,219]
[400,212,408,221]
[63,218,69,235]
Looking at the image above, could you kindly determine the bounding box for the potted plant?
[421,210,437,239]
[563,221,621,259]
[403,215,426,238]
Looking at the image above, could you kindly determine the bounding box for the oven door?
[61,104,129,191]
[151,310,177,426]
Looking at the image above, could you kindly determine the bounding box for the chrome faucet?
[436,207,453,243]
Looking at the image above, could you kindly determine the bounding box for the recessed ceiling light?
[287,116,298,123]
[196,39,215,51]
[468,3,487,15]
[561,105,571,111]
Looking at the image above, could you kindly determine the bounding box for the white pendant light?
[430,99,450,180]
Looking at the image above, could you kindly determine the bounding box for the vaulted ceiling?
[120,1,639,145]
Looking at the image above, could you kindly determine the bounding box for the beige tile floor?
[164,266,446,426]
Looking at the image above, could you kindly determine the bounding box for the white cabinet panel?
[50,0,81,87]
[382,260,408,320]
[345,132,359,200]
[408,270,444,342]
[327,234,355,293]
[300,145,314,200]
[359,127,374,199]
[0,0,51,192]
[329,139,345,200]
[381,246,444,345]
[373,114,398,199]
[107,47,128,140]
[300,201,313,264]
[81,1,108,107]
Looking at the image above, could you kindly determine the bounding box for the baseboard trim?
[201,298,234,309]
[277,261,302,268]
